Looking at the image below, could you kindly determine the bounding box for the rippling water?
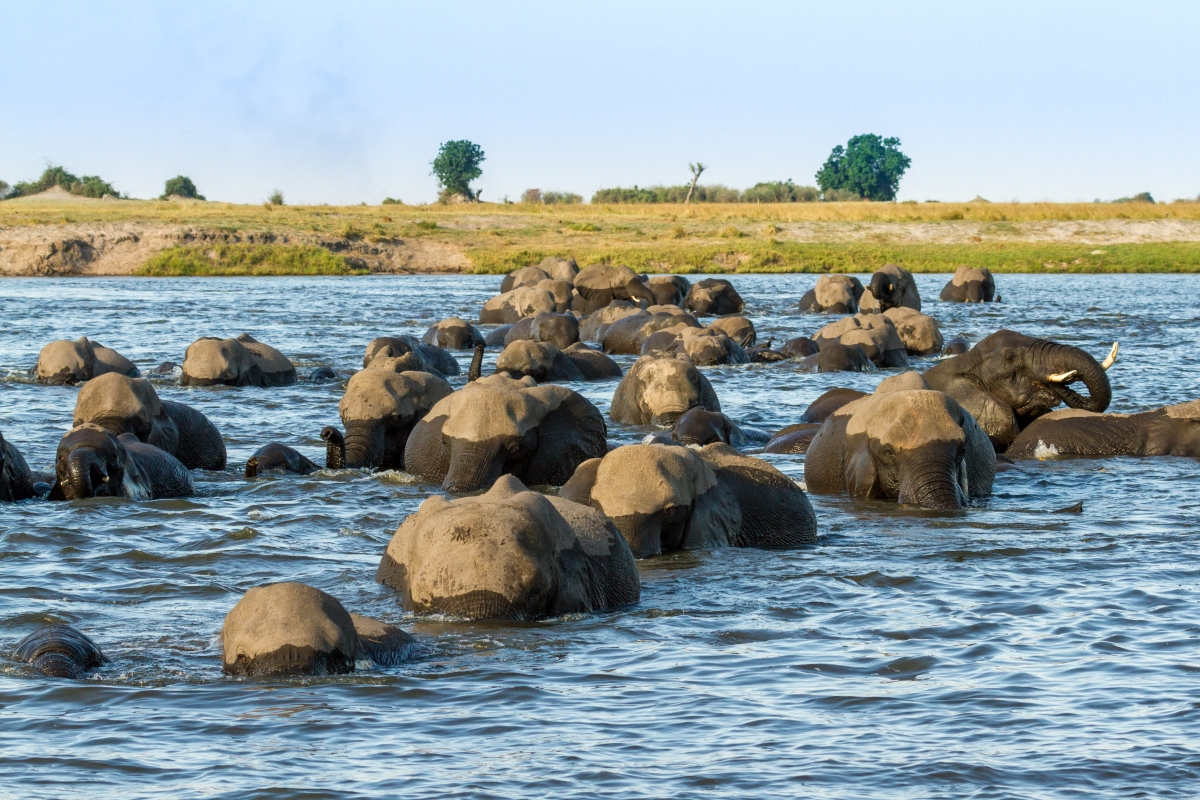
[1,274,1198,798]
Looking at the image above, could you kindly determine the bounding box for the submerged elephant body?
[941,266,996,303]
[423,318,485,350]
[571,264,656,314]
[1007,400,1200,459]
[182,334,296,387]
[51,424,193,500]
[12,624,105,679]
[610,355,721,426]
[246,443,318,477]
[323,370,452,470]
[36,337,139,385]
[377,475,640,619]
[860,264,921,313]
[685,278,744,316]
[812,314,909,369]
[363,336,460,377]
[1,431,39,502]
[799,275,864,314]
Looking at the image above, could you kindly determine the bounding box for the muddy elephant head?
[940,266,996,303]
[52,424,153,501]
[861,264,920,312]
[571,264,656,314]
[494,341,584,382]
[13,625,104,679]
[422,317,485,350]
[609,355,721,426]
[646,275,690,307]
[182,334,296,387]
[74,373,180,454]
[672,407,743,447]
[323,369,452,470]
[800,275,864,314]
[805,389,995,510]
[685,279,744,316]
[363,336,460,377]
[923,330,1117,449]
[403,375,608,492]
[812,314,908,368]
[377,474,639,619]
[36,337,139,385]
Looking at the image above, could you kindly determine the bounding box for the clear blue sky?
[2,1,1197,205]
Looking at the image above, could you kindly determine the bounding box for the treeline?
[2,166,121,199]
[590,180,861,204]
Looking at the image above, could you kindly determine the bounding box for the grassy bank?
[138,244,366,276]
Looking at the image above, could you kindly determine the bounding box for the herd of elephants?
[3,259,1197,681]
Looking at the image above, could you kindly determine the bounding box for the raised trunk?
[443,439,507,494]
[1037,342,1111,413]
[468,345,484,381]
[321,427,346,469]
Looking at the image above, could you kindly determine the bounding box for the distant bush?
[1114,192,1155,204]
[9,165,120,199]
[268,190,284,206]
[742,180,819,203]
[414,220,438,231]
[138,244,364,276]
[161,175,204,200]
[382,197,403,205]
[521,188,543,204]
[591,184,740,204]
[718,226,745,238]
[816,134,910,201]
[822,188,863,202]
[0,180,9,200]
[543,191,582,205]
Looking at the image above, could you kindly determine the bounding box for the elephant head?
[684,278,745,316]
[805,389,995,510]
[182,334,295,387]
[74,373,180,455]
[800,275,864,314]
[363,336,460,377]
[494,341,584,382]
[52,424,152,501]
[646,275,690,307]
[940,266,996,303]
[861,264,920,312]
[403,375,608,493]
[36,337,138,385]
[324,369,452,470]
[571,264,657,314]
[923,330,1117,448]
[609,355,721,426]
[377,474,639,619]
[422,317,485,350]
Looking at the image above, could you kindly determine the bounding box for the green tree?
[431,140,485,201]
[0,180,9,199]
[816,134,911,201]
[161,175,205,200]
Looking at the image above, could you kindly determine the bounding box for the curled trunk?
[1037,342,1111,413]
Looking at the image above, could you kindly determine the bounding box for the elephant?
[377,474,640,620]
[182,334,296,387]
[799,275,864,314]
[763,423,824,454]
[882,307,944,355]
[923,331,1117,449]
[321,369,452,470]
[309,366,338,382]
[602,311,700,354]
[495,340,585,382]
[245,443,318,477]
[645,275,690,306]
[802,387,869,423]
[423,317,485,350]
[561,442,817,557]
[859,264,921,312]
[529,311,580,349]
[221,582,413,675]
[748,341,788,363]
[671,407,747,448]
[50,424,193,500]
[610,355,721,426]
[153,361,180,375]
[1,430,40,502]
[536,256,580,284]
[579,302,644,342]
[500,265,552,293]
[780,337,819,358]
[706,315,756,348]
[685,278,744,315]
[74,373,226,470]
[485,325,514,347]
[561,343,623,379]
[942,337,971,356]
[805,389,995,509]
[812,314,910,368]
[36,337,139,385]
[940,266,996,303]
[537,279,575,313]
[571,264,656,314]
[362,336,460,377]
[797,343,876,373]
[642,327,749,366]
[1007,400,1200,459]
[12,625,104,679]
[403,374,608,492]
[480,285,558,324]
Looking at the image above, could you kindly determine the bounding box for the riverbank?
[2,197,1199,275]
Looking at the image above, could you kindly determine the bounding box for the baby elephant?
[245,443,319,477]
[12,624,105,679]
[805,389,995,510]
[377,474,640,620]
[50,424,194,500]
[1007,400,1200,459]
[222,582,413,675]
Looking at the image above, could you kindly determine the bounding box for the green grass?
[137,244,367,276]
[466,241,1200,275]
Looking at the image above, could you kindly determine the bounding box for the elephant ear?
[945,380,1018,448]
[802,414,850,494]
[843,438,881,500]
[960,409,996,497]
[524,390,608,487]
[404,412,451,484]
[560,458,601,506]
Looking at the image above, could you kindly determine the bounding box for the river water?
[0,273,1198,798]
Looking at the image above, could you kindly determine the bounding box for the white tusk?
[1047,370,1077,383]
[1101,342,1118,370]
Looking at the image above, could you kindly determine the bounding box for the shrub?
[267,190,284,206]
[590,184,739,203]
[670,225,687,239]
[1114,192,1155,204]
[0,180,9,200]
[161,175,204,200]
[816,134,911,201]
[415,220,438,231]
[521,188,543,204]
[432,140,485,201]
[543,191,582,205]
[718,226,745,238]
[9,165,120,198]
[382,197,402,205]
[742,180,819,203]
[138,244,364,276]
[822,188,863,202]
[566,222,599,232]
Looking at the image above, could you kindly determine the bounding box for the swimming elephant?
[499,265,552,293]
[74,373,226,470]
[763,423,824,454]
[797,343,876,373]
[685,278,744,316]
[706,315,756,348]
[529,311,580,349]
[309,366,338,382]
[802,387,870,423]
[221,582,413,675]
[882,307,944,356]
[578,302,643,342]
[859,264,921,312]
[480,285,558,324]
[609,355,721,426]
[645,275,690,306]
[799,275,864,314]
[377,474,639,619]
[571,264,656,315]
[923,330,1117,450]
[534,255,580,284]
[671,407,746,448]
[422,317,486,350]
[36,337,139,385]
[182,334,296,387]
[321,369,452,470]
[49,424,193,500]
[245,443,318,477]
[495,340,585,382]
[362,336,460,377]
[12,624,104,679]
[812,314,910,368]
[404,374,608,492]
[942,337,971,356]
[642,327,749,366]
[561,343,623,379]
[561,443,817,557]
[780,336,820,358]
[1007,400,1200,459]
[1,430,39,502]
[805,389,995,509]
[602,311,700,355]
[940,266,996,303]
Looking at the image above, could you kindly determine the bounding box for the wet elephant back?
[162,401,227,470]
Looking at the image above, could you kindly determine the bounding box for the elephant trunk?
[342,423,385,470]
[625,278,656,306]
[62,449,105,500]
[897,448,967,510]
[1037,343,1112,413]
[468,345,484,382]
[321,427,345,469]
[443,438,507,494]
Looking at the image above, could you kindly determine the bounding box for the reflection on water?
[1,274,1199,797]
